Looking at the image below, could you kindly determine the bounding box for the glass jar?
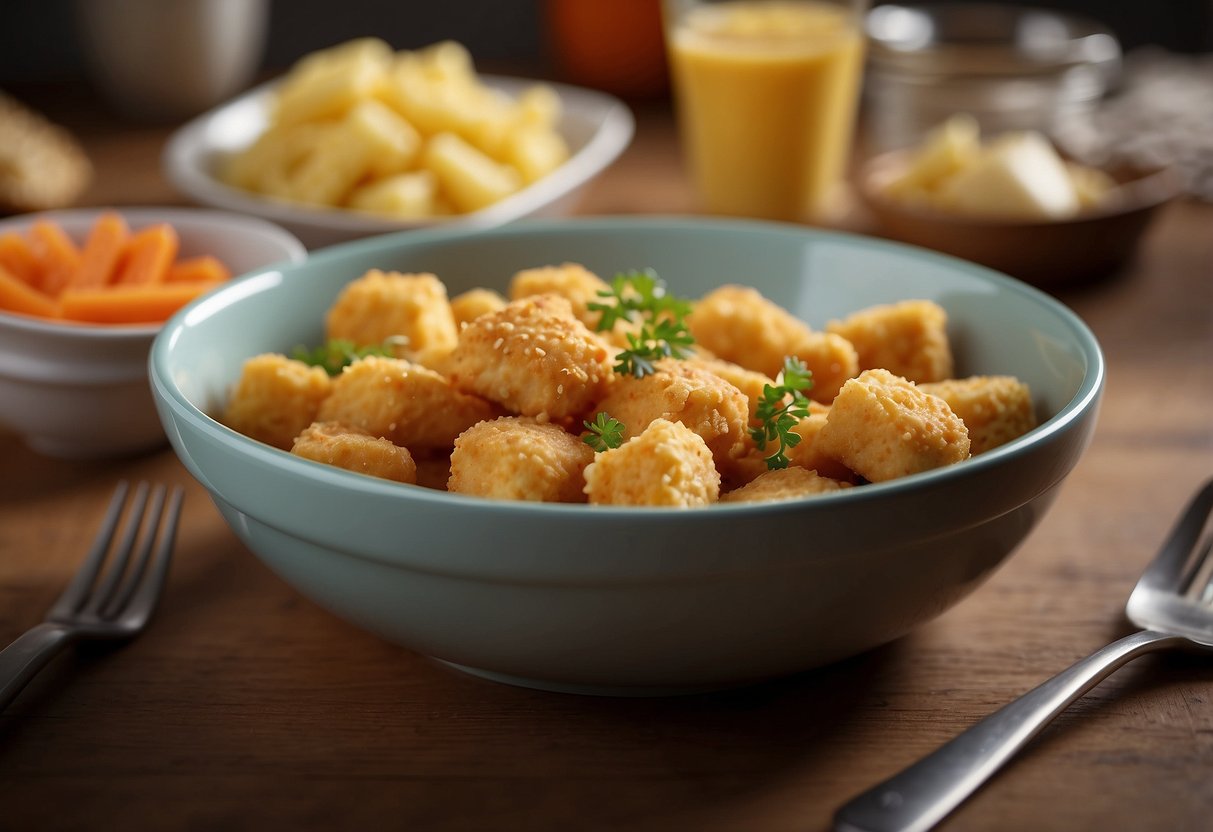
[863,3,1121,152]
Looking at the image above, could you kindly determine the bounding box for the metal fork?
[835,476,1213,832]
[0,481,184,712]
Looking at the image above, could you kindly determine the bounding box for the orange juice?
[667,0,865,223]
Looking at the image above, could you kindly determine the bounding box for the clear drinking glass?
[663,0,870,224]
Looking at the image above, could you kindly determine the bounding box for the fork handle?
[0,623,78,713]
[834,629,1189,832]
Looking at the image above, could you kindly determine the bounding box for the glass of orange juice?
[663,0,869,224]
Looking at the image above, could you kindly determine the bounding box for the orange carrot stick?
[164,254,231,284]
[0,265,60,318]
[0,232,40,285]
[59,280,220,324]
[113,223,179,285]
[28,220,82,295]
[71,211,131,288]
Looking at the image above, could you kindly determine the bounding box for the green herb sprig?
[292,336,405,376]
[750,356,814,470]
[582,411,625,452]
[587,269,695,378]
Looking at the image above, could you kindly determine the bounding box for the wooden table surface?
[1,88,1211,832]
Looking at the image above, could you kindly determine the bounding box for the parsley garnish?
[583,411,625,452]
[750,356,814,470]
[292,336,405,376]
[587,268,695,378]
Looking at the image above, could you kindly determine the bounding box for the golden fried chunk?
[583,419,720,507]
[720,442,771,492]
[721,466,851,504]
[509,262,609,329]
[508,262,643,349]
[449,416,594,502]
[316,355,496,452]
[325,270,459,367]
[920,375,1035,455]
[290,421,417,483]
[722,402,852,489]
[592,358,750,470]
[222,354,333,450]
[445,294,613,422]
[786,408,857,482]
[450,287,507,327]
[816,368,970,482]
[687,285,858,402]
[680,356,775,422]
[826,299,954,383]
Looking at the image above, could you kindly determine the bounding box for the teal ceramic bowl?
[150,217,1104,695]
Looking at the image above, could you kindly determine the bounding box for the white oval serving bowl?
[163,76,635,249]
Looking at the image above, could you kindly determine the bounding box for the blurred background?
[1,0,1210,203]
[2,0,1211,89]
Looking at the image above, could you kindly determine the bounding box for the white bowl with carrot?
[0,207,305,458]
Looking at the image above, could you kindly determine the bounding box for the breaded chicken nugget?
[509,262,609,329]
[222,353,333,450]
[449,416,594,502]
[720,442,771,492]
[721,466,851,503]
[786,408,857,482]
[584,418,720,507]
[826,299,954,383]
[681,355,774,422]
[509,262,641,349]
[317,355,496,452]
[592,358,749,470]
[687,285,858,402]
[920,375,1035,455]
[816,368,970,482]
[722,402,851,490]
[325,270,459,367]
[291,421,417,483]
[450,287,507,327]
[445,294,613,422]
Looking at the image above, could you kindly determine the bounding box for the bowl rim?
[161,74,636,238]
[151,215,1105,517]
[0,206,307,338]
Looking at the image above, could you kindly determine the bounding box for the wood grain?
[0,84,1210,832]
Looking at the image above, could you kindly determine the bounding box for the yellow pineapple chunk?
[347,171,441,218]
[506,124,570,182]
[424,132,522,212]
[343,98,422,178]
[275,37,393,126]
[414,40,477,85]
[516,85,562,128]
[283,100,421,206]
[383,56,479,138]
[223,123,328,199]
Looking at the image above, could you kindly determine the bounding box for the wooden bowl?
[859,150,1183,287]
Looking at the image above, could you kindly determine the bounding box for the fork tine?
[98,484,166,619]
[109,485,183,628]
[81,482,153,617]
[1135,478,1213,596]
[1185,533,1213,604]
[49,481,133,618]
